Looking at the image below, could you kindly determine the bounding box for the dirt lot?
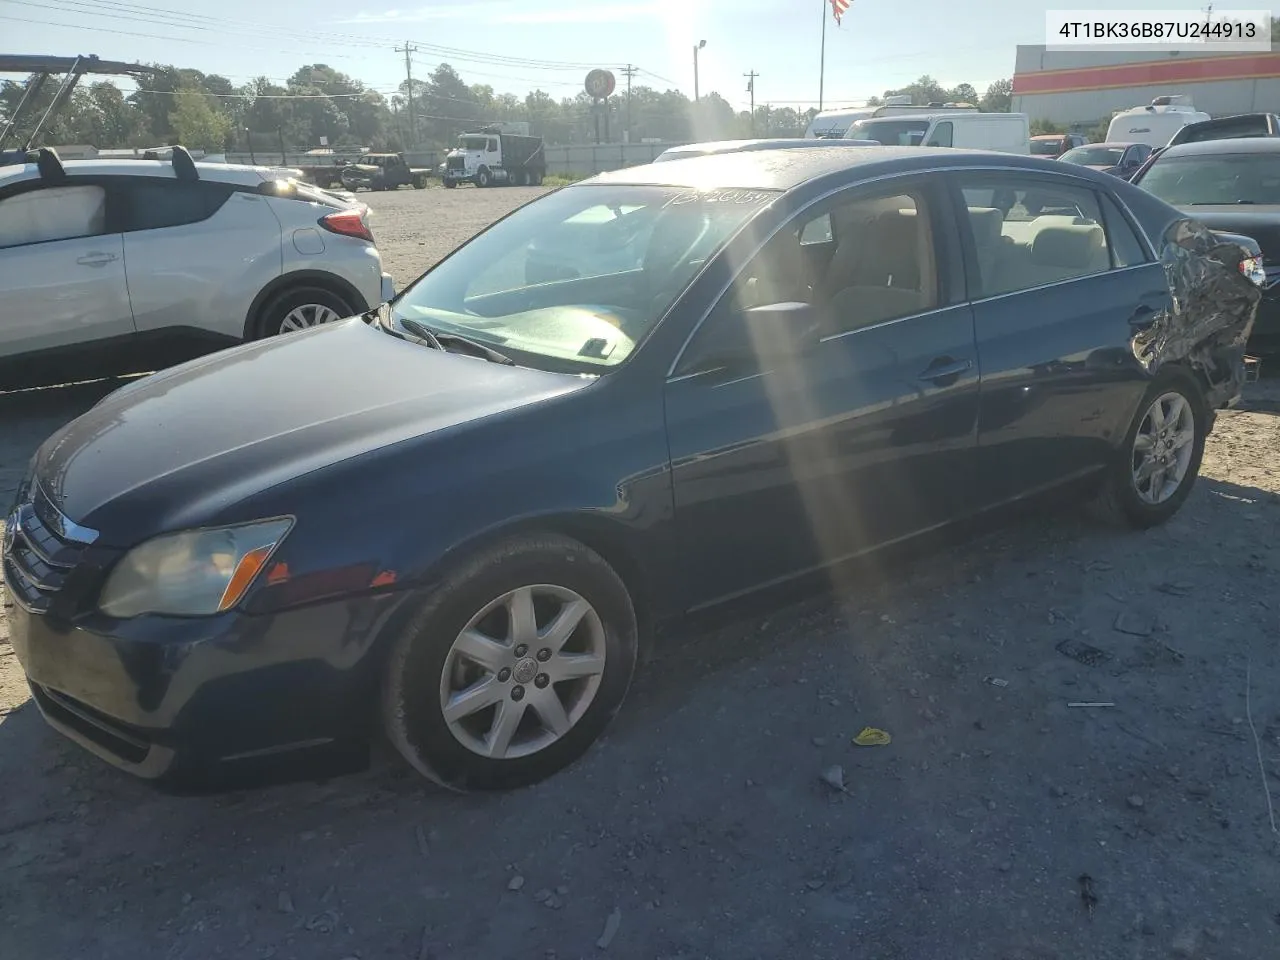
[3,186,1280,960]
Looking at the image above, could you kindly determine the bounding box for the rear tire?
[254,285,355,339]
[532,172,544,186]
[381,533,638,792]
[1091,370,1207,529]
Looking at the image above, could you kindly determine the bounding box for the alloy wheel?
[439,585,606,760]
[1131,390,1195,505]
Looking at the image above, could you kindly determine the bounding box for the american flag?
[831,0,850,24]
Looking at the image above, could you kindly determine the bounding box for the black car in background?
[1131,137,1280,352]
[2,147,1260,793]
[1058,142,1153,180]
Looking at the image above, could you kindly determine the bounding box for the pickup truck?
[340,153,431,191]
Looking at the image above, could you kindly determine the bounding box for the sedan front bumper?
[6,592,394,787]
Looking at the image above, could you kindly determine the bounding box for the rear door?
[115,175,284,342]
[948,170,1167,506]
[0,179,133,361]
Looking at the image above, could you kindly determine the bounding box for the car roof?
[0,158,278,188]
[1159,137,1280,158]
[584,146,1114,191]
[659,138,877,156]
[1074,142,1135,149]
[1031,133,1069,139]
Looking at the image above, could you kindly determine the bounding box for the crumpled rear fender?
[1130,218,1261,409]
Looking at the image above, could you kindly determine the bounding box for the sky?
[2,0,1273,113]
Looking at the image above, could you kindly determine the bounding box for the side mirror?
[685,302,821,374]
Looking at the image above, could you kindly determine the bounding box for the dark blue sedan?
[2,147,1260,792]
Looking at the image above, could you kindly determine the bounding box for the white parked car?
[0,147,395,390]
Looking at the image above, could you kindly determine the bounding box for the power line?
[2,0,607,72]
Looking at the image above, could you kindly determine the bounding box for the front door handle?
[918,357,973,384]
[76,252,118,267]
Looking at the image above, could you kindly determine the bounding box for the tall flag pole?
[819,0,827,112]
[822,0,851,113]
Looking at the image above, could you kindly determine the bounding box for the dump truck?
[442,127,546,188]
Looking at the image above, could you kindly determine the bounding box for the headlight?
[1240,255,1266,288]
[98,518,292,618]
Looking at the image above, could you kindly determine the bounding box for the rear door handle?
[918,357,973,383]
[76,252,117,267]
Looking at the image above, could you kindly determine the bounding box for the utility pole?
[620,64,638,143]
[693,39,706,101]
[744,71,758,135]
[395,42,419,147]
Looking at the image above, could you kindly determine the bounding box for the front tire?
[1092,371,1207,528]
[476,166,492,188]
[381,534,638,792]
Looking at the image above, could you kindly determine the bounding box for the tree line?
[0,62,1014,153]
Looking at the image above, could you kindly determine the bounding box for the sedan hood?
[34,319,588,545]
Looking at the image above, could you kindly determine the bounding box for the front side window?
[1135,152,1280,205]
[958,176,1112,297]
[390,184,776,371]
[0,184,107,249]
[487,139,498,152]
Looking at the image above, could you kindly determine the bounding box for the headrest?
[966,207,1003,247]
[1031,224,1103,269]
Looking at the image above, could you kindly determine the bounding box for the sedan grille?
[1,486,95,613]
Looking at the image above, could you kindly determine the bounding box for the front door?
[0,181,133,363]
[948,172,1171,507]
[663,177,981,610]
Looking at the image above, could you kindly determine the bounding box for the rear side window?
[1099,194,1150,267]
[0,184,106,248]
[118,179,234,233]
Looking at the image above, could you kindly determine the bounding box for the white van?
[803,97,973,139]
[1105,96,1211,147]
[845,111,1030,153]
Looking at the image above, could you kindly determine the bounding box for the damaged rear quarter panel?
[1117,186,1260,409]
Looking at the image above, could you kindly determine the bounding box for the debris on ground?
[596,907,622,949]
[276,891,295,915]
[533,888,551,904]
[1113,612,1154,637]
[983,676,1009,687]
[416,825,430,858]
[1127,794,1145,810]
[1067,702,1115,708]
[507,875,525,892]
[852,727,892,747]
[820,765,848,793]
[1056,638,1110,666]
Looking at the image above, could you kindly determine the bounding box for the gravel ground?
[3,187,1280,960]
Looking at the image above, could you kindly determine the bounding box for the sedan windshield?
[845,118,929,145]
[390,184,777,371]
[1136,153,1280,205]
[1060,146,1123,167]
[1030,138,1065,155]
